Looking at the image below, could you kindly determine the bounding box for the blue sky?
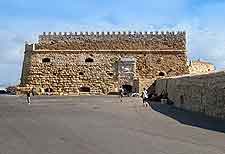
[0,0,225,86]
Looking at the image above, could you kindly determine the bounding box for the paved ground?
[0,95,225,154]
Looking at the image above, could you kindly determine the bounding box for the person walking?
[26,91,31,105]
[119,86,124,103]
[142,88,149,107]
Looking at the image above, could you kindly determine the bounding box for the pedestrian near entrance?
[26,91,31,104]
[142,88,149,107]
[119,87,124,103]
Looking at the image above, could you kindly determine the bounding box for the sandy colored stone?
[20,31,189,95]
[189,60,215,74]
[155,71,225,119]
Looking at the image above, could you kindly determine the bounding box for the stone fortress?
[19,31,224,120]
[20,31,189,95]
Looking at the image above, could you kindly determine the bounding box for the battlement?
[36,31,186,51]
[39,31,185,41]
[25,43,35,52]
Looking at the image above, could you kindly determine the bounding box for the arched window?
[85,58,94,63]
[42,58,50,63]
[79,86,90,92]
[159,72,165,76]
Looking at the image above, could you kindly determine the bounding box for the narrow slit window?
[79,72,84,75]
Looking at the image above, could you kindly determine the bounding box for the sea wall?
[155,71,225,119]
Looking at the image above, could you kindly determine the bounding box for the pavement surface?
[0,95,225,154]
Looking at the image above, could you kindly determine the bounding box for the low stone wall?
[155,71,225,119]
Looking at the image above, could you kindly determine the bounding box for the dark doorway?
[79,86,91,92]
[122,85,132,95]
[180,95,184,104]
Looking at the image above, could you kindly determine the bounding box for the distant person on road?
[119,87,124,103]
[26,91,31,105]
[142,88,149,107]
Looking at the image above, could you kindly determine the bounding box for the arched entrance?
[79,86,91,93]
[122,85,132,95]
[45,88,53,93]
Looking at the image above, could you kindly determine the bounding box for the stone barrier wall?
[155,72,225,119]
[36,31,186,50]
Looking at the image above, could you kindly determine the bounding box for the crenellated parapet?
[36,31,186,51]
[25,42,35,52]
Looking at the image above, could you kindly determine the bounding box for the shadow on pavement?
[150,102,225,133]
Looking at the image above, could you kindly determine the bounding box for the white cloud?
[182,1,225,70]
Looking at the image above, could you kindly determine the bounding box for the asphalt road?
[0,95,225,154]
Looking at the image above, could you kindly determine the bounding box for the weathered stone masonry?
[155,71,225,120]
[20,31,189,95]
[189,60,215,74]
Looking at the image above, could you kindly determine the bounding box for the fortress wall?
[155,72,225,119]
[189,61,215,74]
[36,31,186,50]
[20,31,188,95]
[21,50,188,95]
[20,44,33,85]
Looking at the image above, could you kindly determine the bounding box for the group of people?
[26,87,54,104]
[26,86,162,107]
[119,87,150,107]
